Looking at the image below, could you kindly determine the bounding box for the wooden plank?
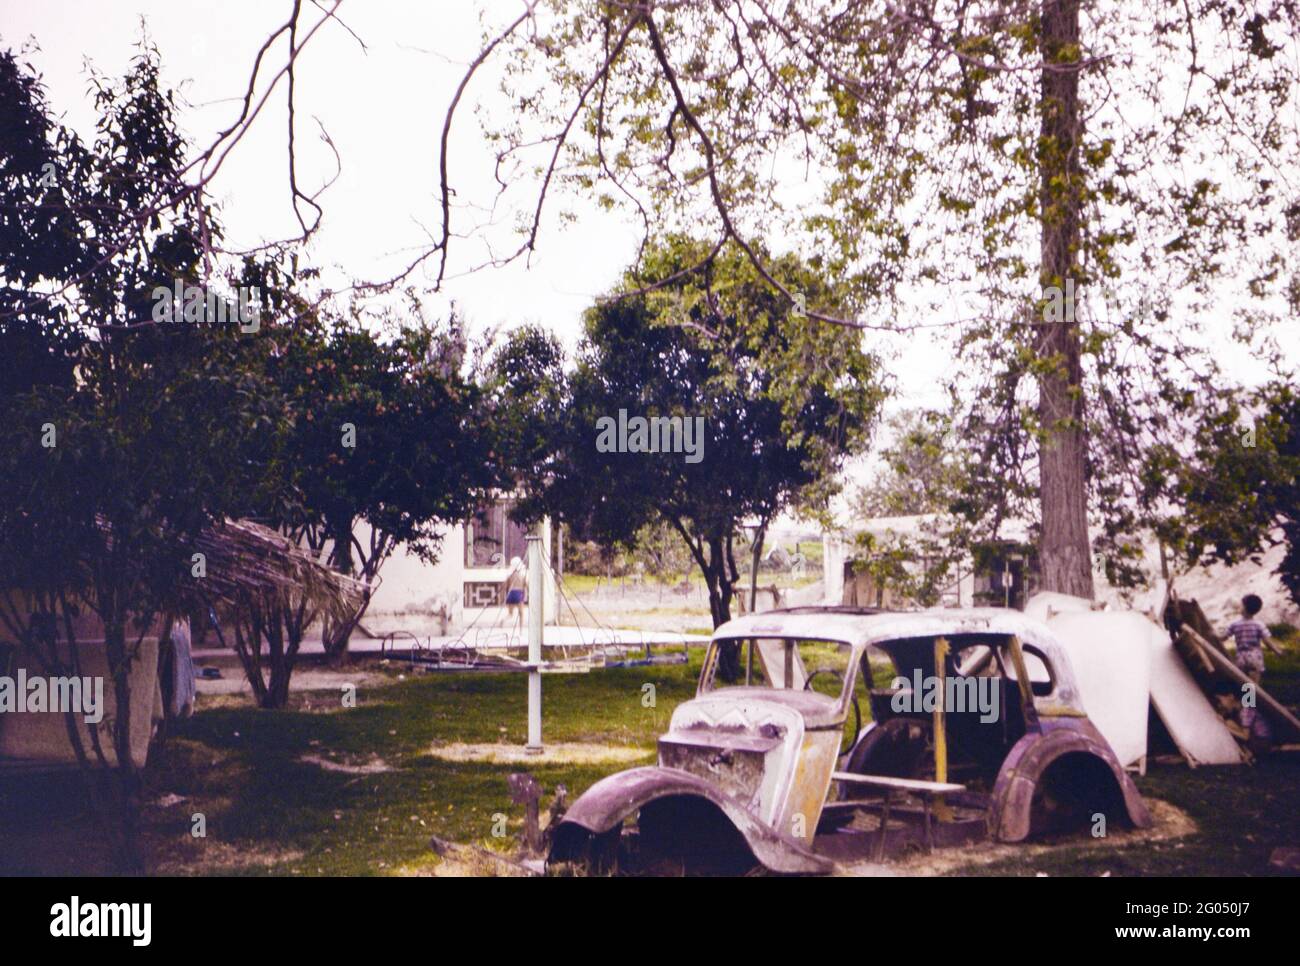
[832,771,966,795]
[932,636,953,822]
[1176,628,1217,677]
[1178,599,1228,654]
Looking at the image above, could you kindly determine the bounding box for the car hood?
[659,691,825,825]
[686,687,845,727]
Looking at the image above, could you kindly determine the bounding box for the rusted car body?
[549,606,1150,874]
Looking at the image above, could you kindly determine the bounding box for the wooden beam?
[832,772,966,795]
[933,636,953,821]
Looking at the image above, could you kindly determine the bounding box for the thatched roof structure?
[193,519,368,624]
[0,517,366,643]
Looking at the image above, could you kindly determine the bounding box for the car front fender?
[551,766,833,875]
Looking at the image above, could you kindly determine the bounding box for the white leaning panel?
[1044,610,1153,767]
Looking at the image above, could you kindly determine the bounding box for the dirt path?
[427,741,652,765]
[836,798,1196,876]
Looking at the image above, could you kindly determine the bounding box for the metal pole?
[525,532,543,754]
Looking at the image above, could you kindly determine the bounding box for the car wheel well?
[637,795,761,874]
[550,794,762,875]
[1028,751,1130,838]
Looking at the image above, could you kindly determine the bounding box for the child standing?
[1226,593,1282,684]
[503,557,527,641]
[1226,593,1284,734]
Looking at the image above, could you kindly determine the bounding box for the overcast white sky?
[0,0,952,375]
[2,1,1290,526]
[0,1,657,344]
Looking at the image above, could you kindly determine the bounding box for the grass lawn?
[144,656,704,875]
[2,639,1298,876]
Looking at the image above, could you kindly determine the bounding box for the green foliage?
[0,41,503,863]
[494,236,885,653]
[853,409,965,519]
[0,41,286,871]
[630,520,697,584]
[264,299,495,578]
[483,1,1300,591]
[223,278,500,668]
[0,41,282,638]
[482,322,568,516]
[1176,382,1300,607]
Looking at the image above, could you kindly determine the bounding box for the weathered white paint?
[363,522,466,625]
[1034,603,1244,767]
[1044,610,1153,766]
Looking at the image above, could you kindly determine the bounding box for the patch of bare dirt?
[298,752,394,775]
[396,845,540,877]
[195,667,391,700]
[427,741,652,765]
[152,839,305,875]
[836,797,1196,876]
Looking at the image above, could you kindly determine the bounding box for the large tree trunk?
[101,614,145,874]
[1036,0,1095,600]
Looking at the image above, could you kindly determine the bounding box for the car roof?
[713,606,1062,653]
[711,606,1086,715]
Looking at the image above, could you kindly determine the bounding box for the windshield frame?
[699,636,860,710]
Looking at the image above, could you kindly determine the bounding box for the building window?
[464,580,503,608]
[465,500,529,568]
[973,546,1038,610]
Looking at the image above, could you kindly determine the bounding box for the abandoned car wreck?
[549,607,1151,875]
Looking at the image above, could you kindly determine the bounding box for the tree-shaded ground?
[0,656,698,875]
[2,643,1297,876]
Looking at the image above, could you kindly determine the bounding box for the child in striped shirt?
[1226,593,1282,684]
[1226,594,1285,736]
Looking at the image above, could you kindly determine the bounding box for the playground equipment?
[377,530,693,674]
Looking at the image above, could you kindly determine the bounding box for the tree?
[497,237,885,678]
[853,410,962,519]
[1176,381,1300,608]
[481,320,570,504]
[632,520,698,593]
[14,4,1291,613]
[438,1,1299,603]
[849,409,977,604]
[260,298,497,665]
[0,44,285,870]
[1033,0,1091,597]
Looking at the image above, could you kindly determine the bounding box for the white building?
[363,497,559,635]
[822,514,1035,610]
